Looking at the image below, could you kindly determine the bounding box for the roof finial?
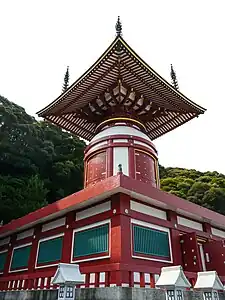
[170,64,179,90]
[62,66,70,93]
[115,16,122,36]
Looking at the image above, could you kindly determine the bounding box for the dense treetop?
[0,95,225,224]
[159,166,225,214]
[0,95,85,224]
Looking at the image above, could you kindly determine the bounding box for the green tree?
[0,175,48,224]
[203,188,225,214]
[0,95,86,224]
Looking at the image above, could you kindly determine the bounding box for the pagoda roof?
[37,36,206,141]
[1,174,225,240]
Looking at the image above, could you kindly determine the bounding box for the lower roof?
[0,174,225,238]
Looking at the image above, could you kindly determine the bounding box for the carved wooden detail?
[75,81,167,124]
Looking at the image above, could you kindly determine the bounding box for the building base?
[1,287,223,300]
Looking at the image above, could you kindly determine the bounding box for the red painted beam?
[0,175,121,236]
[1,174,225,240]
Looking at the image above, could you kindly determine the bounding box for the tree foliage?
[0,95,85,224]
[1,95,225,225]
[159,166,225,214]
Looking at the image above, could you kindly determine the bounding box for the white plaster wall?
[91,126,151,142]
[0,237,10,246]
[113,139,128,143]
[130,200,167,220]
[76,201,111,221]
[90,141,107,152]
[17,228,34,240]
[211,227,225,238]
[177,216,203,231]
[42,217,66,232]
[113,147,129,176]
[133,140,155,152]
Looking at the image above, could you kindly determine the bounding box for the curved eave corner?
[119,37,206,114]
[37,36,121,117]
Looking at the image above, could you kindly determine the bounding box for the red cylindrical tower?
[84,117,159,188]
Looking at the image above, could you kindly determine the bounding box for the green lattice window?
[37,236,63,265]
[0,252,7,272]
[11,245,31,270]
[73,224,109,258]
[133,225,170,259]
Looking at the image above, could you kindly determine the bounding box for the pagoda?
[1,18,225,292]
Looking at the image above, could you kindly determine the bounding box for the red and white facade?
[1,20,222,293]
[1,168,225,291]
[84,118,159,188]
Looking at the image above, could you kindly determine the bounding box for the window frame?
[66,286,74,298]
[9,243,32,273]
[204,291,213,300]
[71,220,111,263]
[59,286,64,298]
[213,291,219,300]
[176,289,183,300]
[35,233,64,269]
[0,250,8,274]
[131,219,173,263]
[167,290,175,300]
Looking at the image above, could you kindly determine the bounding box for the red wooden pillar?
[24,279,29,290]
[27,278,34,290]
[46,277,51,289]
[190,278,196,287]
[85,273,90,288]
[150,274,155,288]
[105,272,110,287]
[128,142,135,178]
[3,234,16,275]
[33,278,38,290]
[129,271,134,287]
[167,210,182,265]
[18,280,23,290]
[203,222,212,234]
[110,193,131,286]
[95,272,100,287]
[28,225,41,273]
[40,277,45,289]
[140,272,145,287]
[61,212,74,263]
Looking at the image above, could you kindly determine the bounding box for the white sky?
[0,0,224,174]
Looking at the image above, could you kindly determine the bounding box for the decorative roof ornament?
[62,66,70,93]
[170,64,179,91]
[115,16,122,36]
[118,164,123,173]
